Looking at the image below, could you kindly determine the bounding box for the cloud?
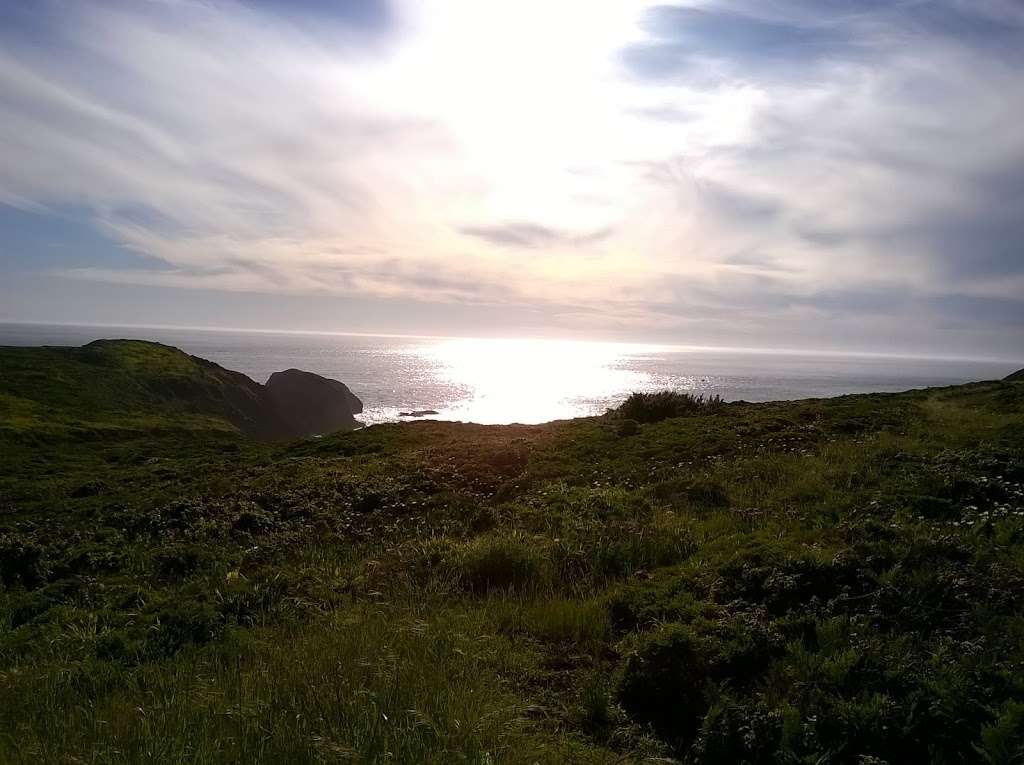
[622,1,1024,81]
[248,0,395,31]
[625,1,1024,298]
[0,2,471,287]
[0,0,1022,356]
[0,1,656,311]
[623,3,861,80]
[460,222,612,249]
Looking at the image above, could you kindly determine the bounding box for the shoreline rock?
[264,368,363,438]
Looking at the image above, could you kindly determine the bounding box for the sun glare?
[365,1,652,231]
[423,337,655,423]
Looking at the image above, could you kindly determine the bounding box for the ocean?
[1,322,1017,426]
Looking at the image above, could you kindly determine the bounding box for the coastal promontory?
[0,339,362,439]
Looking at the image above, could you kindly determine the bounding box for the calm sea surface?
[1,323,1017,426]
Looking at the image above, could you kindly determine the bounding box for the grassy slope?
[0,340,270,443]
[1,347,1023,763]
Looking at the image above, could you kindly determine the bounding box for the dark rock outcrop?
[263,369,362,438]
[1006,369,1024,381]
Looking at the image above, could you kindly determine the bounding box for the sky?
[0,0,1022,359]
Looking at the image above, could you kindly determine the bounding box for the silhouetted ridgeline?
[0,339,362,439]
[1006,368,1024,381]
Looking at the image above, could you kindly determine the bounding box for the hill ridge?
[1,338,361,439]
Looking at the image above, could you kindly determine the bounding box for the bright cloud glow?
[0,0,1022,356]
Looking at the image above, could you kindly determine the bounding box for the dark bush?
[976,700,1024,765]
[615,623,711,741]
[146,603,225,659]
[7,580,81,627]
[908,494,956,519]
[615,613,784,745]
[686,481,730,508]
[0,534,48,588]
[617,391,723,424]
[460,535,545,594]
[57,544,123,577]
[231,507,277,535]
[153,544,209,580]
[353,490,386,514]
[708,543,871,616]
[691,701,783,764]
[608,572,702,631]
[70,479,108,499]
[96,631,144,663]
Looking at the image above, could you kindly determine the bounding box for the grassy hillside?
[0,339,361,449]
[1,347,1023,763]
[0,339,267,438]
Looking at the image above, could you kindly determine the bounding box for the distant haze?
[1,1,1022,359]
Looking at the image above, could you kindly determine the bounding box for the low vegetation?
[1,341,1023,763]
[616,390,724,423]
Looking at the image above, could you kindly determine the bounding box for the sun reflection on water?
[420,337,660,424]
[343,335,1004,427]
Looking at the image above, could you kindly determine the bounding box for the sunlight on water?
[423,338,657,423]
[1,324,1015,427]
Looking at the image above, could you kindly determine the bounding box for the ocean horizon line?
[0,319,1018,366]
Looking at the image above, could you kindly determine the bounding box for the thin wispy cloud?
[461,223,613,249]
[0,0,1021,355]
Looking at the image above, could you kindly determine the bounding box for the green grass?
[0,340,272,444]
[3,603,603,764]
[2,343,1024,762]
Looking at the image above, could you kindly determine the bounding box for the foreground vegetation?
[2,342,1023,763]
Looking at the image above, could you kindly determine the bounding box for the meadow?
[1,341,1023,763]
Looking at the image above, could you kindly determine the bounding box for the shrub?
[6,580,81,627]
[57,544,123,577]
[691,700,783,764]
[95,631,144,663]
[0,534,48,588]
[615,614,783,744]
[146,603,225,659]
[615,623,711,740]
[707,542,867,616]
[617,391,723,424]
[976,700,1024,765]
[153,544,210,580]
[70,479,108,499]
[231,507,278,535]
[459,533,546,595]
[617,419,640,437]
